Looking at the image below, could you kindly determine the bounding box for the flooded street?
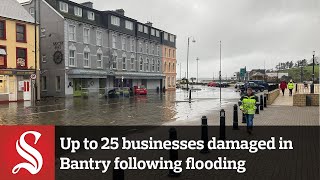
[0,86,240,125]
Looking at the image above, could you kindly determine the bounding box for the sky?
[18,0,320,79]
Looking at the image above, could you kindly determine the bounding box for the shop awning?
[0,49,6,55]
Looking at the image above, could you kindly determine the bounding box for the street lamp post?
[219,41,222,106]
[186,37,196,91]
[311,51,315,93]
[196,57,199,84]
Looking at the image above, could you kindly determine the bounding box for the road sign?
[240,67,246,77]
[30,74,37,80]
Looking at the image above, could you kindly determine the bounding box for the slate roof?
[0,0,35,23]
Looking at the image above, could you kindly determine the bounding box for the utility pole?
[196,57,199,84]
[219,41,222,106]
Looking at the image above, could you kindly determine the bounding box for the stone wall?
[267,89,279,105]
[293,94,319,106]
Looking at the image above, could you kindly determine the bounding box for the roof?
[0,0,35,23]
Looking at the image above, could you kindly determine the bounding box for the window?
[164,62,166,71]
[172,63,175,72]
[74,7,82,17]
[16,48,27,69]
[169,49,171,58]
[84,52,90,67]
[139,57,143,71]
[167,77,171,87]
[42,55,47,63]
[165,48,167,57]
[122,37,126,50]
[0,46,7,68]
[0,20,5,40]
[69,25,76,41]
[144,26,148,34]
[130,38,134,52]
[173,50,175,58]
[152,59,155,71]
[97,53,102,68]
[170,35,175,42]
[96,31,102,46]
[138,24,143,32]
[169,63,171,72]
[122,57,126,70]
[130,58,134,70]
[156,30,160,37]
[83,28,90,44]
[56,76,61,91]
[112,56,117,69]
[88,11,95,20]
[151,29,155,36]
[139,41,143,53]
[125,20,133,30]
[59,2,68,13]
[112,34,117,48]
[41,76,47,91]
[146,43,149,54]
[111,16,120,26]
[164,33,169,40]
[157,46,160,56]
[29,8,34,17]
[0,75,8,93]
[145,58,149,71]
[157,59,160,72]
[16,24,26,42]
[69,50,75,66]
[151,44,155,55]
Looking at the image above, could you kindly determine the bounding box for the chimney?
[81,2,93,8]
[145,21,153,27]
[115,9,125,16]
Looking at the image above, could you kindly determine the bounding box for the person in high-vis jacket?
[287,80,294,96]
[240,87,258,134]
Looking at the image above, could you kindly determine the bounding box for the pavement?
[272,89,293,106]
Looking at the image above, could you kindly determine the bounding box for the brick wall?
[293,94,319,106]
[267,89,279,105]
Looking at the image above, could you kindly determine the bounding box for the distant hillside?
[279,65,319,82]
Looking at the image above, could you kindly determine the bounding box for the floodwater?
[0,86,240,125]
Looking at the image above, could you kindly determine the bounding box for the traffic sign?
[30,74,37,80]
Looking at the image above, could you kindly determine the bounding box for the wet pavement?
[0,86,240,125]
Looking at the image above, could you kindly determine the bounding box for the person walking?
[240,87,258,134]
[280,80,287,96]
[287,80,294,96]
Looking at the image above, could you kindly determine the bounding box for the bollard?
[259,95,264,111]
[113,168,124,180]
[242,112,246,123]
[233,104,239,130]
[168,128,180,177]
[219,109,226,140]
[255,104,259,114]
[200,116,209,153]
[264,95,267,108]
[189,89,192,103]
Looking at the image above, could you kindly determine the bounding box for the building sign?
[0,70,34,75]
[18,81,24,91]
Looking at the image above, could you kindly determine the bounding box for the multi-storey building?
[162,31,177,90]
[22,0,174,97]
[0,0,40,102]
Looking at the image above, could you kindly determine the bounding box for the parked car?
[134,85,147,95]
[235,82,244,89]
[240,82,265,93]
[216,82,230,88]
[248,80,269,89]
[208,81,217,87]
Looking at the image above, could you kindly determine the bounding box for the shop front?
[0,70,34,102]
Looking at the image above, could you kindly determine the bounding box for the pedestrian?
[279,80,287,96]
[240,87,258,134]
[287,80,294,96]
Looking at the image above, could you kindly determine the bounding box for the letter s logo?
[12,131,43,175]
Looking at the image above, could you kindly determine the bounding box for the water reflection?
[0,86,240,125]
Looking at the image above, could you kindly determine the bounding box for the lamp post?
[186,37,196,91]
[196,57,199,84]
[219,41,222,106]
[311,51,315,93]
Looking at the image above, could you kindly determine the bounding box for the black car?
[248,80,269,89]
[240,82,265,94]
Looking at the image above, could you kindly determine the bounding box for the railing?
[295,84,320,94]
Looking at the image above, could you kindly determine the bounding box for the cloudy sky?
[19,0,320,79]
